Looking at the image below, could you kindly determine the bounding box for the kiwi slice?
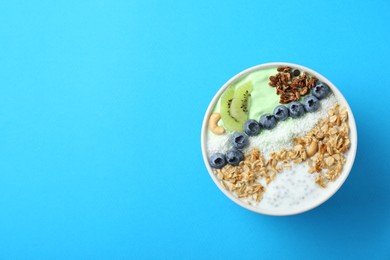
[220,86,243,132]
[230,81,253,123]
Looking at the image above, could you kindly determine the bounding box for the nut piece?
[325,156,335,166]
[208,112,225,135]
[306,140,318,157]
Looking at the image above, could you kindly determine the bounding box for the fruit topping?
[220,86,243,132]
[231,132,248,149]
[259,114,277,130]
[292,69,300,77]
[244,119,261,136]
[303,95,320,112]
[288,101,305,118]
[312,81,330,99]
[226,149,244,166]
[209,153,227,169]
[273,105,289,121]
[230,81,253,124]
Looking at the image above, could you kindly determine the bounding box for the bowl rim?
[200,62,358,216]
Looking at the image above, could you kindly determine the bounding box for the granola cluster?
[269,66,318,104]
[267,103,350,188]
[302,104,350,187]
[214,149,268,205]
[213,103,351,203]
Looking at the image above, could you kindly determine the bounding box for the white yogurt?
[259,163,321,211]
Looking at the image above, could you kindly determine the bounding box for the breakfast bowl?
[201,62,357,216]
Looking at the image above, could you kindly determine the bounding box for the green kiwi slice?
[230,81,253,124]
[219,86,243,132]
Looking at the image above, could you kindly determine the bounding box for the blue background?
[0,0,389,259]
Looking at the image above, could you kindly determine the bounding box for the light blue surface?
[0,0,389,259]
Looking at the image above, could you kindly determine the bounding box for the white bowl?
[201,62,358,216]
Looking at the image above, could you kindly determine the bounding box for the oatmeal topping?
[213,103,351,203]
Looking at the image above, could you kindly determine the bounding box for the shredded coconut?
[206,132,231,156]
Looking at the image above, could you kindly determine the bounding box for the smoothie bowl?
[201,62,357,216]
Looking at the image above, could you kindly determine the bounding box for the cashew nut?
[306,140,318,158]
[209,112,225,135]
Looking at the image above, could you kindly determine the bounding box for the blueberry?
[292,69,300,77]
[288,101,305,118]
[244,119,261,136]
[273,105,289,121]
[303,95,320,112]
[231,132,248,149]
[209,153,227,169]
[226,149,244,166]
[259,114,277,130]
[312,81,330,99]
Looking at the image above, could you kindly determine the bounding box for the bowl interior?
[201,62,357,216]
